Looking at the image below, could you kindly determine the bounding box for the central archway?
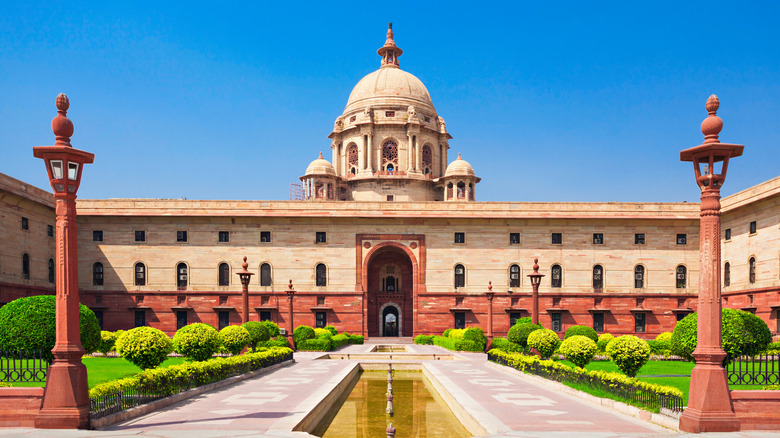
[366,246,413,337]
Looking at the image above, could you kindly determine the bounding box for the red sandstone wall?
[731,390,780,430]
[0,387,43,427]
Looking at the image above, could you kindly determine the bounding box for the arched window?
[749,257,756,284]
[177,263,188,288]
[316,263,327,287]
[457,182,466,199]
[551,265,562,288]
[93,262,104,286]
[422,145,433,175]
[724,262,730,287]
[509,264,520,288]
[593,265,603,291]
[135,263,146,286]
[676,265,687,289]
[260,263,272,286]
[454,264,465,288]
[22,253,30,280]
[218,263,230,286]
[634,265,645,289]
[48,259,54,284]
[347,144,358,175]
[382,141,398,171]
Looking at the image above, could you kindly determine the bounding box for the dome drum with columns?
[302,24,477,202]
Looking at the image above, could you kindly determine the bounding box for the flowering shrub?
[597,333,615,352]
[655,332,672,343]
[98,331,118,355]
[173,323,220,361]
[565,325,598,342]
[116,327,173,370]
[559,335,597,368]
[508,322,542,347]
[527,329,561,359]
[219,326,251,355]
[314,328,331,338]
[607,335,651,377]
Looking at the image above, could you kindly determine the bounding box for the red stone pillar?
[286,280,295,343]
[486,284,494,342]
[236,257,254,324]
[32,94,94,429]
[679,95,743,433]
[528,259,544,326]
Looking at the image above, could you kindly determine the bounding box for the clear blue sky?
[1,1,778,202]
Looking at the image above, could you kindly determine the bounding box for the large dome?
[344,66,436,114]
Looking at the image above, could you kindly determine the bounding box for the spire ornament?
[377,23,403,68]
[701,94,723,144]
[52,93,74,147]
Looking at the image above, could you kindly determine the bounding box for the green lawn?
[6,356,187,388]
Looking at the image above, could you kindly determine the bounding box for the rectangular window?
[93,230,103,242]
[551,312,562,332]
[385,111,395,117]
[509,312,522,326]
[135,230,146,242]
[94,310,104,330]
[551,233,562,245]
[454,312,466,329]
[676,311,691,322]
[134,310,146,328]
[593,233,603,244]
[454,232,465,244]
[218,231,230,243]
[386,195,394,202]
[21,217,29,230]
[316,232,327,243]
[47,225,54,237]
[259,310,272,321]
[218,311,230,330]
[593,312,604,333]
[634,312,646,333]
[509,233,520,245]
[676,234,687,245]
[260,231,271,243]
[176,311,188,330]
[724,228,731,241]
[316,311,327,328]
[635,233,645,245]
[317,296,325,306]
[177,231,188,242]
[749,221,757,234]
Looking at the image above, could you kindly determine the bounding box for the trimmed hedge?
[297,338,332,351]
[293,325,315,348]
[564,325,598,342]
[508,322,542,347]
[432,335,482,352]
[323,325,338,336]
[671,309,772,365]
[462,327,487,351]
[607,335,651,377]
[219,326,251,355]
[347,334,364,344]
[331,334,350,349]
[260,321,281,338]
[490,337,524,353]
[89,347,293,398]
[242,321,270,352]
[116,327,174,369]
[98,331,118,355]
[0,295,101,362]
[263,336,291,349]
[173,323,220,361]
[559,335,597,368]
[527,329,561,359]
[414,335,434,345]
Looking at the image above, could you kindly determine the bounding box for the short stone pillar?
[386,393,394,416]
[386,423,396,438]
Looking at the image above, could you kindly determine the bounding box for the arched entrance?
[366,246,413,337]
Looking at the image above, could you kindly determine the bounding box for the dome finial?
[457,152,462,160]
[701,94,723,144]
[318,151,323,159]
[378,23,403,68]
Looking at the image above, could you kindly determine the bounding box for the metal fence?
[89,350,292,419]
[0,349,49,383]
[727,354,780,385]
[488,351,685,412]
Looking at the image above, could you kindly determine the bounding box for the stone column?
[406,133,413,172]
[367,134,373,173]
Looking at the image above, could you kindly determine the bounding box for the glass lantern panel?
[67,162,79,180]
[50,160,63,179]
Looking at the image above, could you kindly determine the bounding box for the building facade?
[1,26,778,340]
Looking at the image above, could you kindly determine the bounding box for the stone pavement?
[1,344,779,437]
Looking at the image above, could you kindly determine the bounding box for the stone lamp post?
[236,256,254,323]
[528,258,544,325]
[286,280,295,340]
[678,95,743,433]
[32,94,94,429]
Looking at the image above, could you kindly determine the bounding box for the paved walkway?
[1,344,779,437]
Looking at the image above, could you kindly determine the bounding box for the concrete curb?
[90,359,295,430]
[485,360,681,432]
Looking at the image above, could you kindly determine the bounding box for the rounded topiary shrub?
[527,329,561,359]
[98,331,118,355]
[559,335,597,368]
[219,325,251,355]
[0,295,101,362]
[260,321,281,338]
[293,325,315,348]
[173,323,220,361]
[508,322,542,347]
[671,309,772,365]
[564,325,598,342]
[323,325,338,336]
[242,321,270,352]
[655,332,672,343]
[606,335,651,377]
[116,327,173,369]
[463,327,487,350]
[514,317,532,326]
[597,333,615,352]
[314,328,332,338]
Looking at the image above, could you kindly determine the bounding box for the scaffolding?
[289,182,305,201]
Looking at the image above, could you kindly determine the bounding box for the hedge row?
[292,325,363,351]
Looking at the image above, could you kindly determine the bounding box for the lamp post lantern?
[678,95,743,433]
[528,258,544,325]
[236,256,254,323]
[32,94,94,429]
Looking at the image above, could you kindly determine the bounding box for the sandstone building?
[1,26,778,340]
